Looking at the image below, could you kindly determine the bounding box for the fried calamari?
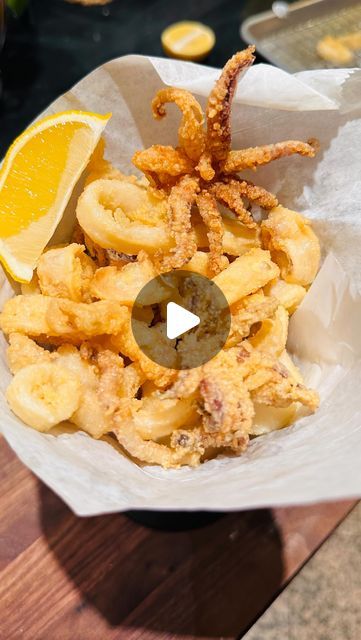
[131,46,317,271]
[0,46,321,470]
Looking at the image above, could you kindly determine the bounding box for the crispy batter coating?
[37,244,96,303]
[132,393,198,441]
[251,366,319,411]
[200,362,254,437]
[182,250,229,276]
[6,362,82,433]
[2,47,321,469]
[152,88,206,161]
[74,225,139,269]
[237,341,319,412]
[6,335,141,438]
[167,348,254,455]
[225,177,278,210]
[264,278,306,314]
[0,295,127,343]
[76,178,172,255]
[222,139,319,173]
[167,341,318,456]
[196,191,224,276]
[261,205,321,286]
[110,310,177,388]
[171,424,249,456]
[195,150,215,181]
[249,304,289,357]
[90,253,169,306]
[113,416,202,468]
[211,181,256,228]
[7,333,52,374]
[206,46,256,163]
[226,292,279,347]
[132,145,194,178]
[213,248,280,306]
[160,175,199,270]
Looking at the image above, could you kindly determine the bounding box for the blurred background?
[0,0,266,156]
[1,0,361,156]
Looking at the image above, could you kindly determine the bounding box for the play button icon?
[166,302,200,340]
[131,269,231,370]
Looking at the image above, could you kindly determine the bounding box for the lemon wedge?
[161,21,215,62]
[0,110,111,282]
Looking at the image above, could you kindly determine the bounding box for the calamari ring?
[132,393,198,440]
[152,88,206,161]
[76,178,174,255]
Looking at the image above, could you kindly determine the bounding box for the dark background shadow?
[0,0,271,157]
[39,481,284,638]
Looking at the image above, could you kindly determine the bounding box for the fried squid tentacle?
[160,175,199,270]
[171,425,249,455]
[225,177,278,210]
[226,292,279,348]
[206,46,256,163]
[113,418,202,468]
[170,350,254,455]
[211,181,256,228]
[236,341,319,413]
[250,363,319,411]
[222,138,319,173]
[132,145,194,179]
[196,191,224,276]
[196,150,215,181]
[167,348,256,449]
[152,88,206,161]
[199,375,254,437]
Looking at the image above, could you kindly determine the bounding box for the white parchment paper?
[0,56,360,515]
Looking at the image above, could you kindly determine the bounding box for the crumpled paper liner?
[0,55,360,515]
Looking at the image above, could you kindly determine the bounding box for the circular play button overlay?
[131,270,231,370]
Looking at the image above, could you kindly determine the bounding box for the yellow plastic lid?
[161,21,216,62]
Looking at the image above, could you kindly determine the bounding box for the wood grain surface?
[0,437,356,640]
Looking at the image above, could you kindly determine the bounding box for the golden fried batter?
[0,295,127,343]
[160,175,199,270]
[226,292,279,347]
[211,181,257,228]
[37,244,96,303]
[113,417,202,468]
[132,145,194,178]
[1,47,321,469]
[206,46,256,162]
[225,178,278,210]
[196,191,224,276]
[152,88,206,161]
[222,139,319,173]
[7,333,52,374]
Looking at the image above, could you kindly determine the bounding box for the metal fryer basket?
[241,0,361,72]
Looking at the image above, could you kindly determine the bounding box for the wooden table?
[0,437,356,640]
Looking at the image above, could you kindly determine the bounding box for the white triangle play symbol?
[166,302,200,340]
